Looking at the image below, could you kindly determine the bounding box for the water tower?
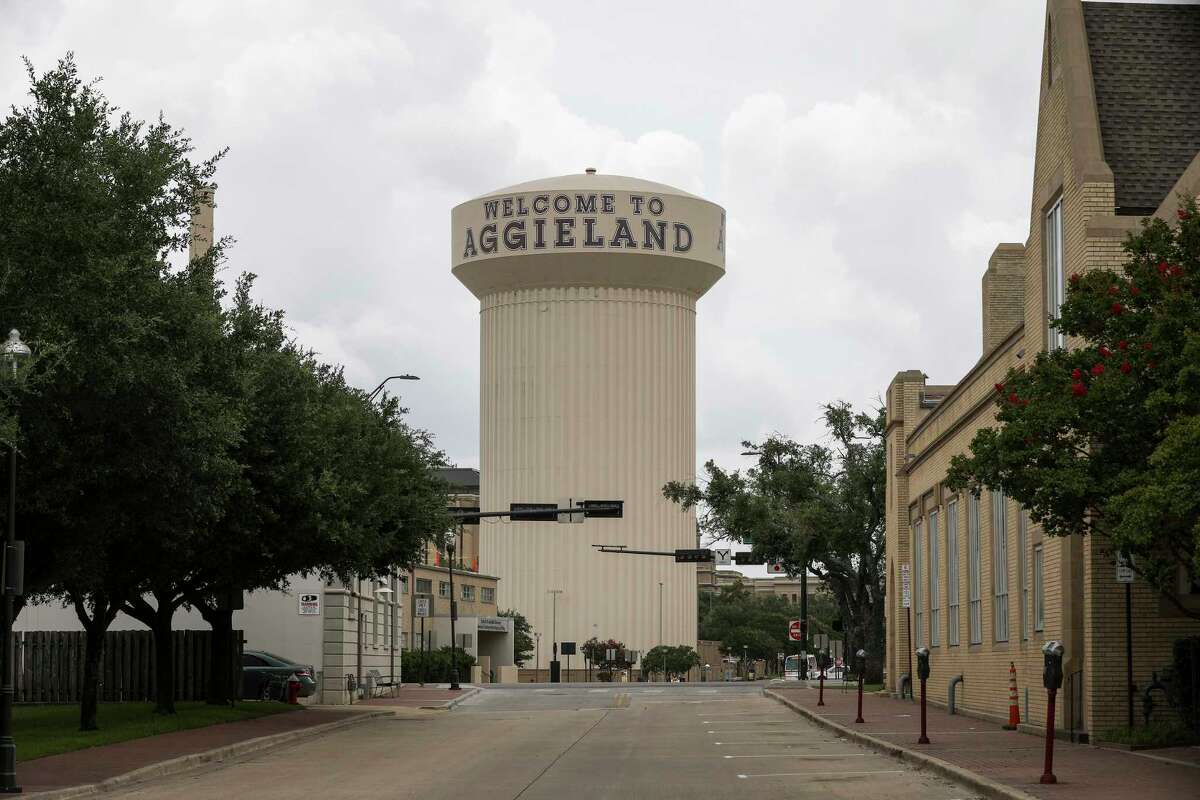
[452,170,725,673]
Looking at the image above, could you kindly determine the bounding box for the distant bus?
[783,655,804,681]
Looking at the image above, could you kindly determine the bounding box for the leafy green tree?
[642,645,701,680]
[0,54,232,724]
[581,637,633,676]
[499,609,534,667]
[946,200,1200,617]
[664,402,887,680]
[699,583,793,664]
[401,646,476,684]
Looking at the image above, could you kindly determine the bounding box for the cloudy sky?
[4,0,1048,483]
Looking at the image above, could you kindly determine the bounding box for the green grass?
[1099,720,1199,748]
[14,701,301,762]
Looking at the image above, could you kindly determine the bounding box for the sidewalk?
[767,684,1199,800]
[361,684,479,709]
[23,707,370,797]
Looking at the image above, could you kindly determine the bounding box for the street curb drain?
[763,689,1039,800]
[26,710,392,799]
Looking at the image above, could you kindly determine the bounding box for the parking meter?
[817,650,831,672]
[1042,640,1064,690]
[856,648,866,667]
[915,647,930,681]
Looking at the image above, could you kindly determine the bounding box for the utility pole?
[659,581,664,682]
[548,589,563,683]
[448,529,461,690]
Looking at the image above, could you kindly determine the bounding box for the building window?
[913,518,924,648]
[439,581,450,599]
[992,490,1009,642]
[461,584,475,601]
[1045,197,1065,350]
[947,499,960,646]
[481,587,495,604]
[968,493,983,644]
[415,578,432,596]
[928,509,940,647]
[1033,545,1045,631]
[1018,508,1029,641]
[400,574,409,594]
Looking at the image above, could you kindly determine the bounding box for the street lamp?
[658,581,664,682]
[447,533,461,690]
[367,374,419,402]
[1,329,30,793]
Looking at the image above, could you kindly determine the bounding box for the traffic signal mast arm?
[449,502,623,522]
[592,545,714,562]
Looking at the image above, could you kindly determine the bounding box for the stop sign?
[788,619,802,641]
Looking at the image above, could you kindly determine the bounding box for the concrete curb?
[27,710,391,799]
[764,689,1040,800]
[426,687,480,710]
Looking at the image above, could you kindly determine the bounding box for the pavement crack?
[509,710,610,800]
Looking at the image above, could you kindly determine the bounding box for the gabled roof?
[1082,2,1200,215]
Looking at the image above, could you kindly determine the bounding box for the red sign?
[788,619,803,641]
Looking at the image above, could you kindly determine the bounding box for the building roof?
[1083,2,1200,215]
[436,467,480,493]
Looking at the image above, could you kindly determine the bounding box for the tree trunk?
[124,590,181,715]
[197,601,235,706]
[71,592,120,731]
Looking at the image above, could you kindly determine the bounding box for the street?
[120,684,979,799]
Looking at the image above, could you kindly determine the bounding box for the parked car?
[241,650,317,701]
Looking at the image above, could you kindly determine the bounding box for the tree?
[642,645,701,680]
[0,54,232,724]
[946,199,1200,617]
[699,583,792,665]
[500,609,534,667]
[581,637,633,677]
[664,402,887,681]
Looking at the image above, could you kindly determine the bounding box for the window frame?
[992,490,1009,643]
[929,509,941,647]
[968,493,983,644]
[481,586,496,604]
[415,577,432,596]
[1045,197,1066,350]
[1033,545,1045,631]
[913,518,924,648]
[461,583,475,601]
[438,581,450,599]
[947,498,960,646]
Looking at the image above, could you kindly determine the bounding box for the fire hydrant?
[286,674,302,705]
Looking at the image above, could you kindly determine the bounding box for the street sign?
[767,561,786,574]
[1116,552,1135,583]
[561,641,577,656]
[415,596,431,618]
[713,548,732,567]
[674,548,713,563]
[298,593,320,616]
[900,564,912,608]
[788,619,803,641]
[606,648,616,662]
[814,633,829,651]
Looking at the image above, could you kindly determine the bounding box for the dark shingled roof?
[1082,1,1200,215]
[436,467,480,492]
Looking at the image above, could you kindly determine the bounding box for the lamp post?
[1,329,30,793]
[534,632,541,682]
[367,374,419,402]
[447,534,461,690]
[548,589,563,682]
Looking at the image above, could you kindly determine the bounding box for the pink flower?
[1111,302,1124,315]
[1120,361,1132,374]
[1091,363,1105,376]
[1072,383,1087,397]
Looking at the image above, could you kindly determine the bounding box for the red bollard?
[1040,688,1057,784]
[818,665,826,706]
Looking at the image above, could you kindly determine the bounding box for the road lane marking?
[714,740,840,745]
[724,753,868,759]
[588,689,608,693]
[736,770,906,779]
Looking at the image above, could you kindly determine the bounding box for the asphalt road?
[120,683,981,799]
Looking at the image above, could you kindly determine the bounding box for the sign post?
[901,563,912,697]
[1117,552,1135,727]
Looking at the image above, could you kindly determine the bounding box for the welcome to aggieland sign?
[460,191,716,260]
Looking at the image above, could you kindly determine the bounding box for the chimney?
[981,243,1025,352]
[188,186,215,262]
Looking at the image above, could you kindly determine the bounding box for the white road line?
[723,753,868,759]
[714,740,840,746]
[737,770,906,779]
[588,689,608,693]
[641,689,664,694]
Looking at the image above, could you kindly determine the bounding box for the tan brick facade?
[884,0,1200,739]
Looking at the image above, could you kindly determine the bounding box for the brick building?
[884,0,1200,739]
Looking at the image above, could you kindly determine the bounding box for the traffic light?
[674,548,713,563]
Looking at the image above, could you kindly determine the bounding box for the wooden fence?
[13,630,242,704]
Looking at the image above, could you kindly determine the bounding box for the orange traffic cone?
[1003,661,1020,730]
